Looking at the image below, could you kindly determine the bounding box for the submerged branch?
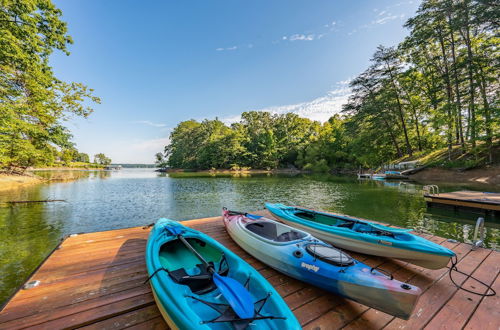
[6,199,66,204]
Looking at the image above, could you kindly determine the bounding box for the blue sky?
[52,0,420,163]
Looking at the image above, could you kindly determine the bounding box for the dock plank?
[0,211,498,330]
[424,251,499,329]
[463,273,500,330]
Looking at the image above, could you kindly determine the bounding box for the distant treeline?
[157,0,498,171]
[117,164,156,168]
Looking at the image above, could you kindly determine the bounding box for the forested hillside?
[160,0,499,171]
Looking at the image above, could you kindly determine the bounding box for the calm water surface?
[1,168,499,304]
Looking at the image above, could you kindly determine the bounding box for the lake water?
[1,168,499,304]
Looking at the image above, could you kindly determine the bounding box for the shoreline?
[0,167,105,192]
[409,166,500,186]
[30,166,105,171]
[2,166,499,192]
[157,168,308,174]
[0,173,45,192]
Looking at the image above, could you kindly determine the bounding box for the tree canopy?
[0,0,100,171]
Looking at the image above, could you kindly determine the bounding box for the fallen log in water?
[7,199,66,204]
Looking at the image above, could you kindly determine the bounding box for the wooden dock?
[0,211,498,330]
[425,190,500,215]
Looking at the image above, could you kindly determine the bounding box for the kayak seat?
[337,222,355,229]
[276,231,305,242]
[169,262,228,295]
[246,222,278,240]
[306,244,354,267]
[353,224,372,232]
[295,212,315,220]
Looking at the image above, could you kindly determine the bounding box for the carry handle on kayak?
[167,227,255,319]
[370,266,394,280]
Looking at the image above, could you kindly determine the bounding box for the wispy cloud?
[215,44,255,51]
[372,13,402,25]
[216,45,238,51]
[134,120,167,128]
[283,34,316,41]
[220,80,352,124]
[215,0,415,50]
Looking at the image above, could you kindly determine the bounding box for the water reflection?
[0,168,498,304]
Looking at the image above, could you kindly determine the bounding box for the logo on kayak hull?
[301,262,319,272]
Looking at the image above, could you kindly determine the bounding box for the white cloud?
[221,80,352,124]
[134,120,167,128]
[216,45,238,51]
[372,13,400,25]
[287,34,316,41]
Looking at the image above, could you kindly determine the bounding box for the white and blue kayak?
[265,203,455,269]
[223,210,421,320]
[146,219,301,329]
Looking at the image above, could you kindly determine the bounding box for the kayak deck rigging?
[295,210,409,240]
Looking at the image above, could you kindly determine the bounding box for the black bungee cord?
[448,255,496,297]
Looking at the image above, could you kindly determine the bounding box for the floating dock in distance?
[424,190,500,215]
[0,211,498,329]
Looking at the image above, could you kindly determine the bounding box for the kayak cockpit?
[245,221,308,242]
[159,238,228,295]
[293,209,413,241]
[305,244,354,266]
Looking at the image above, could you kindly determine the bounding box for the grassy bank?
[0,173,44,192]
[0,164,105,192]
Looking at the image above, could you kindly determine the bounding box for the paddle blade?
[213,273,254,319]
[163,224,184,236]
[246,213,262,220]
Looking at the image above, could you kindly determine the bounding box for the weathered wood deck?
[0,211,498,330]
[425,190,500,214]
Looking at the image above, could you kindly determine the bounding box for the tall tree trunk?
[382,117,402,157]
[477,64,492,163]
[364,85,403,158]
[447,10,465,149]
[385,63,413,156]
[459,1,476,148]
[437,28,454,160]
[450,29,465,148]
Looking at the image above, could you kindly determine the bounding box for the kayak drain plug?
[293,250,303,258]
[401,284,411,290]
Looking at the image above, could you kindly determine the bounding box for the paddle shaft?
[174,230,255,319]
[177,235,215,274]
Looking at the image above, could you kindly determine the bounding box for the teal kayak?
[265,203,455,269]
[146,218,301,330]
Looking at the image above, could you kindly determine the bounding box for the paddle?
[224,208,262,220]
[164,225,255,319]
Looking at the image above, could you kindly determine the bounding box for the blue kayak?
[266,203,455,269]
[146,218,301,330]
[223,210,421,320]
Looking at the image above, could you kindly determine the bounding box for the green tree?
[0,0,100,171]
[94,153,111,166]
[74,152,90,163]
